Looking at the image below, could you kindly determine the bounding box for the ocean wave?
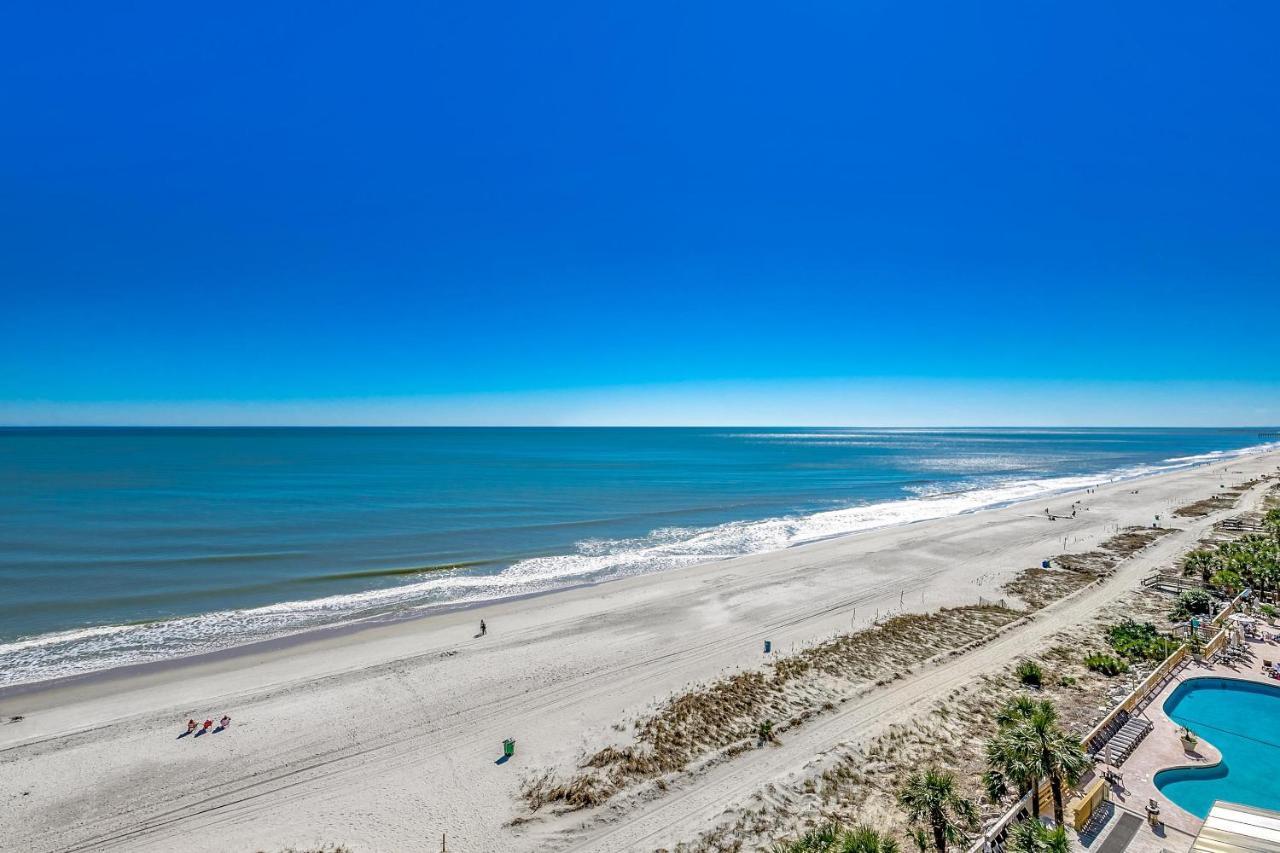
[2,440,1275,688]
[312,560,493,582]
[1161,441,1280,465]
[1164,450,1243,464]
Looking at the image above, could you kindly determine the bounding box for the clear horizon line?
[2,423,1277,430]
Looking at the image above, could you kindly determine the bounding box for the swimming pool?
[1155,677,1280,818]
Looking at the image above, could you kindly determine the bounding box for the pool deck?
[1073,630,1280,853]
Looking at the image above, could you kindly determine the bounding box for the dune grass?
[521,604,1020,813]
[665,519,1254,852]
[666,583,1180,853]
[1174,481,1259,518]
[521,526,1182,817]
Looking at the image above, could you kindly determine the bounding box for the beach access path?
[548,463,1276,852]
[1,450,1276,853]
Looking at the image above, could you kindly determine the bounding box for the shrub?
[770,822,900,853]
[1007,818,1068,853]
[1084,654,1130,676]
[1170,589,1214,621]
[1260,603,1278,620]
[1015,660,1043,686]
[1210,569,1244,595]
[1106,619,1173,661]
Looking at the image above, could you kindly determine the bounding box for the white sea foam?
[1163,450,1241,464]
[1157,441,1280,466]
[2,439,1275,687]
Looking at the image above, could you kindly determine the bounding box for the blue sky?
[2,1,1278,426]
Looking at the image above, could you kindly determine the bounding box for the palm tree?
[1005,818,1069,853]
[1256,560,1279,606]
[986,697,1045,815]
[898,769,978,853]
[986,698,1090,826]
[770,822,840,853]
[1217,534,1280,602]
[1182,549,1219,584]
[770,822,900,853]
[1006,819,1041,853]
[1236,535,1280,603]
[1211,568,1244,596]
[1018,709,1091,827]
[1265,508,1280,542]
[995,694,1039,727]
[984,727,1041,817]
[1041,825,1069,853]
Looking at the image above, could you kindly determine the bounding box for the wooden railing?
[1212,590,1247,626]
[1080,644,1183,752]
[1079,590,1245,747]
[1207,627,1230,657]
[966,790,1033,853]
[1069,778,1108,831]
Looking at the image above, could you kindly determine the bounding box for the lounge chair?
[1100,716,1154,766]
[1087,710,1131,756]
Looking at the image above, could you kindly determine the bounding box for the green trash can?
[503,738,516,757]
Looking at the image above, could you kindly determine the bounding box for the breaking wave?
[1,439,1274,688]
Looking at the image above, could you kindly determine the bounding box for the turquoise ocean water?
[0,427,1273,686]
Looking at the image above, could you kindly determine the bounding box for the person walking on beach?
[186,719,197,735]
[480,619,487,637]
[219,715,231,729]
[202,719,213,733]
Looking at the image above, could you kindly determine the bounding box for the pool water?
[1155,677,1280,817]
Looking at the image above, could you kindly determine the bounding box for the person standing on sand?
[202,719,213,733]
[186,719,197,735]
[480,619,487,636]
[219,715,230,729]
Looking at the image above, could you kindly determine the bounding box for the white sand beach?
[3,450,1278,853]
